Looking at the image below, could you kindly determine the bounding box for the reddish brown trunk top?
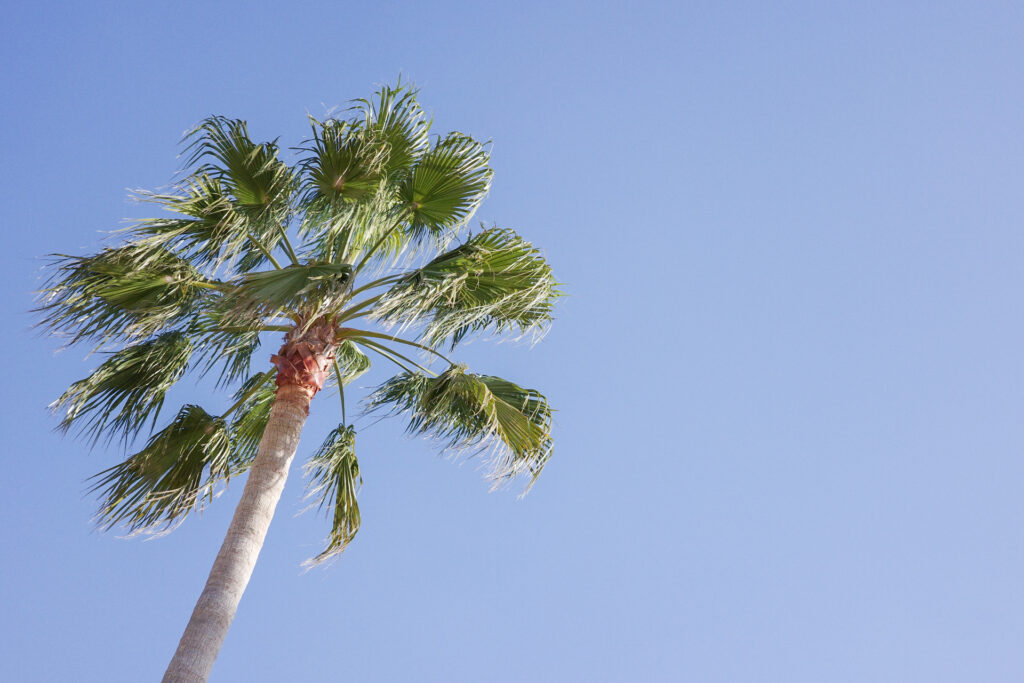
[270,321,337,400]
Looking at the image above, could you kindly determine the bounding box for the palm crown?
[40,83,558,565]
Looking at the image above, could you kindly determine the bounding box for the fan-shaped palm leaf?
[370,365,552,488]
[228,262,353,320]
[132,175,249,269]
[52,331,193,443]
[38,245,211,344]
[90,405,234,532]
[227,371,277,469]
[399,132,492,239]
[358,82,430,177]
[184,116,294,212]
[374,228,557,346]
[303,425,361,565]
[299,117,386,208]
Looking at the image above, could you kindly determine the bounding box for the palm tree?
[37,83,558,683]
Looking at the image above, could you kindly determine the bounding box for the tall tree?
[38,84,558,682]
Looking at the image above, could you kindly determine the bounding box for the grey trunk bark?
[161,384,311,682]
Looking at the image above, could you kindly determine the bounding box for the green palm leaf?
[370,365,553,489]
[358,82,430,177]
[333,340,371,385]
[184,116,294,213]
[189,303,267,386]
[228,372,277,469]
[303,425,361,565]
[52,331,193,443]
[90,405,235,532]
[374,228,558,346]
[399,132,492,239]
[132,175,249,269]
[229,262,353,319]
[299,117,386,208]
[38,244,209,344]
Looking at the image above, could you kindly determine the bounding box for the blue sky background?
[3,1,1024,681]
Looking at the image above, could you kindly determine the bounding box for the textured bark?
[161,384,311,683]
[270,321,337,396]
[162,324,338,682]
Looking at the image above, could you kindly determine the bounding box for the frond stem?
[248,233,284,269]
[347,274,403,299]
[332,360,347,424]
[358,339,436,376]
[220,371,276,419]
[352,223,400,277]
[277,225,302,266]
[342,329,453,365]
[335,294,383,323]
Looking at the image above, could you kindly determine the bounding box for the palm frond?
[302,190,407,266]
[37,244,208,344]
[131,175,249,269]
[228,262,352,320]
[189,302,266,386]
[298,117,386,209]
[51,331,193,443]
[333,340,371,385]
[183,116,297,271]
[90,405,235,533]
[227,371,277,468]
[357,82,430,177]
[184,116,294,213]
[369,365,553,489]
[373,228,558,347]
[399,133,492,240]
[303,425,361,565]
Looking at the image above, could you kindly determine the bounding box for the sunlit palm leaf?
[358,82,430,177]
[303,425,360,565]
[184,117,296,271]
[90,405,234,533]
[370,365,553,488]
[399,133,492,239]
[189,302,265,386]
[52,331,193,443]
[302,191,407,266]
[184,116,294,212]
[38,244,208,344]
[229,262,353,319]
[228,371,277,468]
[299,117,386,208]
[132,175,249,269]
[374,228,557,346]
[333,340,371,385]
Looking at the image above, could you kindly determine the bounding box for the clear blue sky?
[3,1,1024,681]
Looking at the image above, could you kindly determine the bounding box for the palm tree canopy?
[38,83,559,564]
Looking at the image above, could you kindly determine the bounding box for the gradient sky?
[4,1,1024,681]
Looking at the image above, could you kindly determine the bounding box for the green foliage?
[303,426,361,565]
[229,262,352,320]
[370,365,553,488]
[131,175,247,269]
[52,332,193,442]
[185,116,294,214]
[333,340,371,386]
[374,228,558,346]
[38,245,208,344]
[90,405,235,532]
[399,133,492,239]
[42,81,558,541]
[228,372,277,469]
[190,305,264,387]
[356,82,430,178]
[300,117,386,208]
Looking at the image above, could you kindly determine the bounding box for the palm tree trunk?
[162,384,311,683]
